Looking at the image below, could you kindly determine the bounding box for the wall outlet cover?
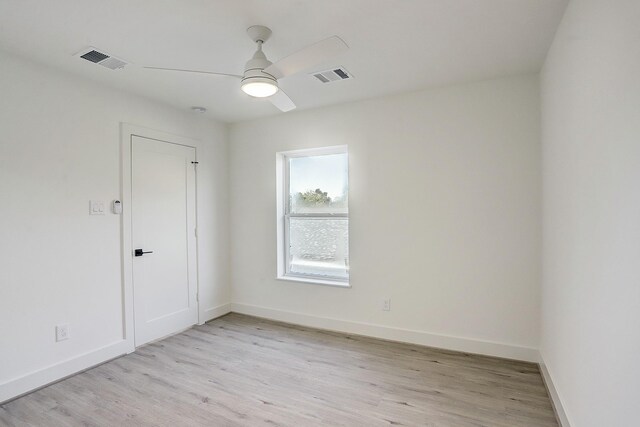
[56,324,69,342]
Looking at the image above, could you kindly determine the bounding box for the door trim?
[120,123,200,350]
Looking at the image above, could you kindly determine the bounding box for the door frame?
[120,123,201,351]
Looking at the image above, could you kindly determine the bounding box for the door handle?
[134,249,154,257]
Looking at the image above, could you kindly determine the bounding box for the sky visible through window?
[289,153,348,201]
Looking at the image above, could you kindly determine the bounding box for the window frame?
[276,145,350,287]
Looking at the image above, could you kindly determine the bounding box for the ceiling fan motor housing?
[241,42,278,96]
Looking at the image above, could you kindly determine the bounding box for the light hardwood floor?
[0,314,558,426]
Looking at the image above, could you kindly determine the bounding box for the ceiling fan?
[144,25,349,112]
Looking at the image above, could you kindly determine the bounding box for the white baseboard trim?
[0,339,131,404]
[539,359,571,427]
[1,302,232,404]
[0,304,541,405]
[201,302,233,324]
[230,303,540,362]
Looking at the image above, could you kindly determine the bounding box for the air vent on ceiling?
[75,47,128,70]
[311,67,352,83]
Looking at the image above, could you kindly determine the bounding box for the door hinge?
[194,227,198,237]
[196,292,199,302]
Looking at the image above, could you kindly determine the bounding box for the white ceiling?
[0,0,567,123]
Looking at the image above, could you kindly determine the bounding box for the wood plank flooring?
[0,313,558,426]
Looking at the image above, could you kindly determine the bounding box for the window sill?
[276,275,351,288]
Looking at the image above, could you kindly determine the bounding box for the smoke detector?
[75,47,128,70]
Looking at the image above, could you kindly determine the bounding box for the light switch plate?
[90,200,105,215]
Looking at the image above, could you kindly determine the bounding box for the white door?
[131,135,198,346]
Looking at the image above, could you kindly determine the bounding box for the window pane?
[289,218,349,280]
[289,153,348,214]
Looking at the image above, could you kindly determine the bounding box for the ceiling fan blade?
[144,66,242,79]
[263,36,348,79]
[269,89,296,112]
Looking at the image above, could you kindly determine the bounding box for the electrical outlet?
[382,298,391,311]
[56,324,69,342]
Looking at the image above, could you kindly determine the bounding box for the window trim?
[276,145,350,287]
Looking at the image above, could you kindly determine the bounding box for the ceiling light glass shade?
[241,77,279,98]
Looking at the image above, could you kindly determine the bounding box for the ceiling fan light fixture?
[241,76,279,98]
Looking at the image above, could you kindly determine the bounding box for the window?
[276,146,349,286]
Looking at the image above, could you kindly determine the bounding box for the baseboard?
[0,339,131,404]
[230,303,540,362]
[1,303,232,404]
[0,304,541,405]
[201,302,232,324]
[539,358,571,427]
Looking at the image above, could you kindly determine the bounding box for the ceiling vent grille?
[311,67,352,83]
[75,47,128,70]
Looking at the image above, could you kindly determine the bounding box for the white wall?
[229,74,541,361]
[0,51,230,402]
[540,1,640,425]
